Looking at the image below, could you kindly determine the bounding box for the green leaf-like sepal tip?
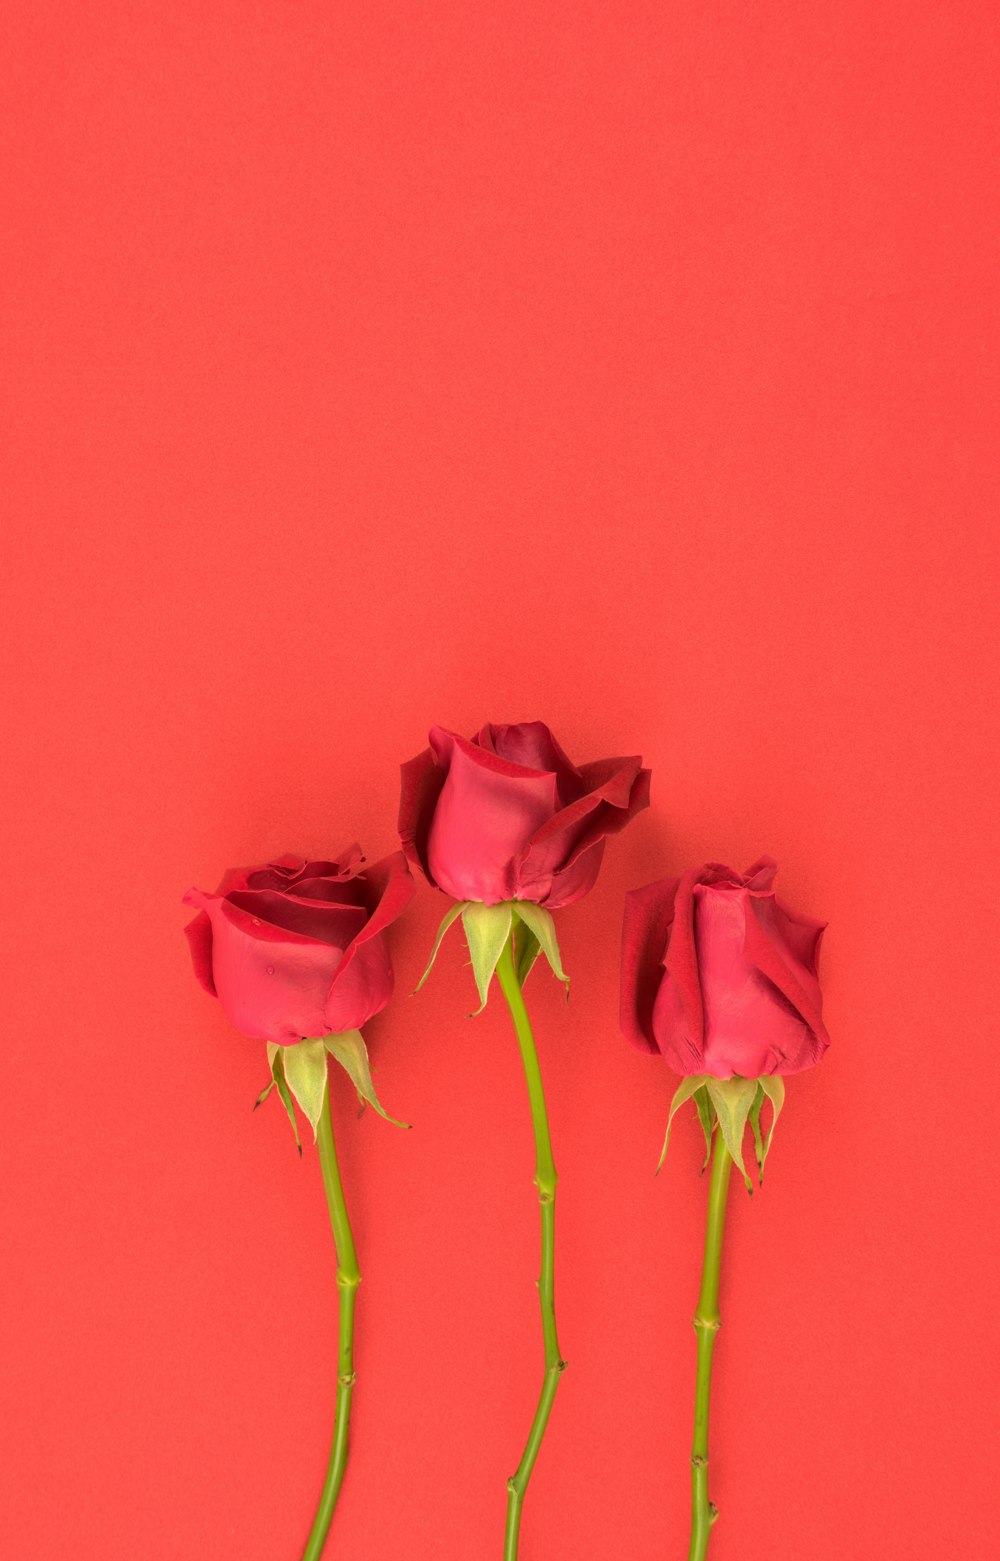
[511,902,568,995]
[323,1030,410,1129]
[755,1075,784,1181]
[657,1077,707,1174]
[258,1031,409,1150]
[461,902,513,1011]
[693,1086,716,1171]
[706,1077,758,1193]
[515,924,541,985]
[282,1038,330,1142]
[413,902,467,993]
[265,1043,303,1155]
[657,1073,786,1191]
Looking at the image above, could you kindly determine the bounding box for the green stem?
[688,1130,733,1561]
[301,1075,361,1561]
[495,937,566,1561]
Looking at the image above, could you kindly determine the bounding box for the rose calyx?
[414,899,569,1011]
[657,1074,786,1192]
[255,1031,409,1152]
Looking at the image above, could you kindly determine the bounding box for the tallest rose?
[400,720,650,908]
[400,720,650,1561]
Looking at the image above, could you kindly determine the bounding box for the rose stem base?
[301,1072,361,1561]
[688,1129,733,1561]
[495,935,566,1561]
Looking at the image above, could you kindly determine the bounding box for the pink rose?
[183,848,414,1046]
[399,720,651,908]
[620,858,828,1078]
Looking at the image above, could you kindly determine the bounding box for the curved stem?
[495,937,566,1561]
[301,1074,361,1561]
[688,1130,733,1561]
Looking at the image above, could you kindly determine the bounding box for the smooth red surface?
[2,5,997,1559]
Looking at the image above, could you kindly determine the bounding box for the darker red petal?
[183,910,216,996]
[398,746,447,884]
[620,876,680,1053]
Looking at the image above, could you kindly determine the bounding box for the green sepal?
[706,1077,758,1193]
[461,901,513,1012]
[515,923,541,986]
[656,1072,787,1187]
[282,1037,330,1143]
[266,1043,303,1155]
[253,1078,275,1111]
[694,1085,716,1171]
[656,1076,710,1174]
[757,1075,785,1181]
[413,901,467,993]
[511,902,568,995]
[323,1030,410,1129]
[749,1085,766,1178]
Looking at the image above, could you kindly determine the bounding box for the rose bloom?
[399,721,651,908]
[620,858,828,1078]
[183,848,414,1046]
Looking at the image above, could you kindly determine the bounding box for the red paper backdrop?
[2,4,997,1558]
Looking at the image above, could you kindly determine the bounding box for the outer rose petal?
[182,906,216,996]
[530,839,607,909]
[524,762,652,907]
[325,934,394,1033]
[399,747,447,883]
[194,893,344,1045]
[324,852,414,1029]
[742,894,829,1073]
[620,876,680,1054]
[658,868,708,1058]
[425,728,558,903]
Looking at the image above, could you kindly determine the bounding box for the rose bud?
[399,721,651,909]
[621,857,828,1080]
[183,847,414,1048]
[633,865,830,1548]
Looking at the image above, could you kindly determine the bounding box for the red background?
[2,4,997,1558]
